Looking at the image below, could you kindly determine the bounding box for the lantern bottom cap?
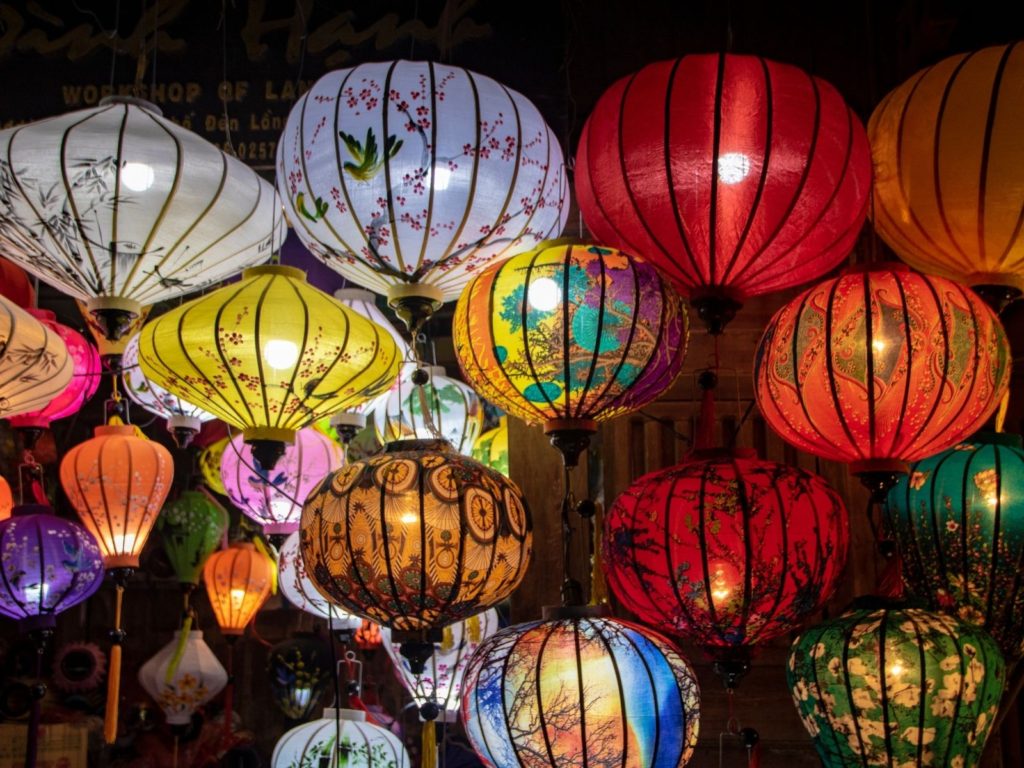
[103,555,141,570]
[242,426,296,444]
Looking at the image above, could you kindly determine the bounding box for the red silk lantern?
[576,53,871,333]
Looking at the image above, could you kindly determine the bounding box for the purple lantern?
[220,428,344,536]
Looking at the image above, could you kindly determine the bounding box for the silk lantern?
[203,542,273,636]
[0,97,284,354]
[0,257,35,308]
[221,428,344,537]
[157,491,229,587]
[138,264,401,471]
[472,417,509,476]
[576,53,871,334]
[278,60,569,330]
[870,44,1024,309]
[138,630,228,726]
[788,604,1005,767]
[200,437,230,496]
[885,432,1024,659]
[0,294,73,419]
[373,365,483,455]
[278,531,359,630]
[0,477,12,522]
[272,709,411,768]
[754,263,1010,495]
[453,241,689,465]
[267,636,333,721]
[462,607,701,768]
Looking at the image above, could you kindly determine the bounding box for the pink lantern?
[220,428,343,536]
[8,310,100,433]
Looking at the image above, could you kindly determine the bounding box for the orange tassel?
[104,584,125,744]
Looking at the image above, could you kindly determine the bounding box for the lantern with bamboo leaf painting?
[453,241,688,466]
[0,294,73,420]
[272,709,410,768]
[157,490,228,595]
[138,630,228,727]
[267,636,333,721]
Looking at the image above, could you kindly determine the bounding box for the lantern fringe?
[421,721,437,768]
[104,583,125,745]
[165,615,192,684]
[590,503,609,606]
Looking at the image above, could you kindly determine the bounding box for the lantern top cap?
[242,264,306,281]
[98,95,164,115]
[322,708,366,722]
[94,424,137,438]
[841,260,912,276]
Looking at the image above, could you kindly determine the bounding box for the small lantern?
[267,636,333,721]
[472,417,509,476]
[203,542,273,636]
[0,295,73,419]
[157,491,229,588]
[138,630,228,726]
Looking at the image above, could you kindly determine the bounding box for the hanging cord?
[25,633,49,768]
[406,329,444,441]
[219,0,235,155]
[104,582,126,744]
[560,462,583,605]
[718,691,761,768]
[868,495,903,598]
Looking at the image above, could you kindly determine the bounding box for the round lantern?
[373,365,483,455]
[0,98,285,352]
[267,636,332,721]
[199,436,230,496]
[203,542,273,636]
[472,417,509,476]
[334,288,410,359]
[278,60,569,328]
[0,295,73,419]
[272,708,410,768]
[138,630,228,726]
[462,607,701,768]
[138,265,401,471]
[870,44,1024,307]
[221,427,344,537]
[885,432,1024,659]
[0,477,12,522]
[453,241,689,465]
[382,608,499,722]
[788,603,1005,767]
[0,257,35,308]
[60,424,174,569]
[575,53,871,333]
[278,531,359,629]
[0,505,104,632]
[7,310,100,435]
[754,263,1010,493]
[157,491,229,587]
[122,334,215,447]
[300,439,532,634]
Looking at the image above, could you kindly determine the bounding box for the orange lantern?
[0,476,11,521]
[203,542,273,636]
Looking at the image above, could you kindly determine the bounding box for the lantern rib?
[416,465,428,625]
[596,621,638,768]
[93,439,118,558]
[964,448,988,621]
[887,275,914,458]
[123,439,142,562]
[519,252,559,416]
[937,611,969,762]
[758,471,792,646]
[654,472,702,636]
[838,618,871,761]
[975,46,1015,267]
[864,273,879,457]
[696,462,724,641]
[436,476,466,621]
[32,520,46,613]
[377,467,404,627]
[581,247,619,418]
[877,610,897,764]
[340,482,378,622]
[571,621,591,767]
[280,276,315,429]
[822,278,862,459]
[414,60,440,276]
[0,527,25,615]
[380,61,408,276]
[200,280,257,425]
[521,625,552,768]
[109,104,129,292]
[249,276,278,429]
[907,612,930,763]
[440,67,483,279]
[562,247,574,417]
[706,52,726,286]
[804,624,845,762]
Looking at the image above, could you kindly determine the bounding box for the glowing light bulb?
[293,687,312,708]
[527,277,561,311]
[888,659,904,678]
[230,587,246,612]
[400,511,419,525]
[117,532,137,554]
[121,162,155,192]
[433,166,452,190]
[263,339,299,369]
[717,152,751,184]
[986,494,999,508]
[710,563,732,603]
[872,338,887,353]
[23,582,50,606]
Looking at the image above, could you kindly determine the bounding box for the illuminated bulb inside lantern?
[270,499,293,518]
[433,166,452,190]
[986,494,1000,508]
[710,563,733,603]
[400,511,419,525]
[263,339,300,369]
[293,687,312,708]
[528,277,562,311]
[872,338,887,353]
[23,582,50,606]
[888,658,904,678]
[717,152,751,184]
[117,533,137,554]
[121,162,155,192]
[230,587,246,612]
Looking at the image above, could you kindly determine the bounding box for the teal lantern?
[157,491,229,587]
[788,603,1005,767]
[885,432,1024,659]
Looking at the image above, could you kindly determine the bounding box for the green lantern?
[788,603,1005,767]
[158,490,229,586]
[885,432,1024,659]
[472,416,509,476]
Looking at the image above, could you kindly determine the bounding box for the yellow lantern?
[137,265,401,470]
[870,44,1024,306]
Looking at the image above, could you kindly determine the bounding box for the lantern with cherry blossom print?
[204,542,273,636]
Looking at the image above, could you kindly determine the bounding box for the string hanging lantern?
[138,629,228,727]
[472,417,509,476]
[137,264,401,471]
[754,263,1010,495]
[267,636,333,721]
[453,241,689,466]
[788,603,1005,767]
[0,294,73,420]
[575,53,871,334]
[203,542,273,637]
[271,708,411,768]
[0,97,285,356]
[869,43,1024,310]
[278,60,569,332]
[885,432,1024,659]
[462,607,701,768]
[156,490,229,598]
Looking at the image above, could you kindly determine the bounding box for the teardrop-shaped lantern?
[157,491,229,587]
[272,708,410,768]
[138,630,228,726]
[203,542,273,636]
[0,295,73,419]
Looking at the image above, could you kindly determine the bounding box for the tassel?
[165,615,192,684]
[589,503,609,606]
[420,721,437,768]
[441,624,454,652]
[466,614,481,644]
[996,389,1009,433]
[104,583,125,744]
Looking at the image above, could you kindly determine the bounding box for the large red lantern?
[575,53,871,333]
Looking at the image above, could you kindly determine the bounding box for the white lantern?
[277,60,569,324]
[138,630,228,726]
[121,334,215,447]
[278,531,359,631]
[373,365,483,454]
[0,97,286,351]
[272,708,410,768]
[381,608,499,722]
[0,294,73,418]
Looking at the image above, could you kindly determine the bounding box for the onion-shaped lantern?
[373,365,483,455]
[267,636,333,721]
[604,453,848,686]
[221,428,344,538]
[0,295,73,419]
[278,531,359,630]
[278,60,569,330]
[0,98,285,353]
[575,53,871,334]
[138,630,228,726]
[157,490,229,587]
[8,310,100,438]
[0,505,103,633]
[472,417,509,476]
[754,263,1010,495]
[59,424,174,570]
[788,603,1005,767]
[885,432,1024,659]
[203,542,273,636]
[138,265,401,471]
[0,257,35,308]
[272,708,410,768]
[453,241,689,465]
[199,436,230,496]
[869,44,1024,309]
[462,607,701,768]
[382,608,499,722]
